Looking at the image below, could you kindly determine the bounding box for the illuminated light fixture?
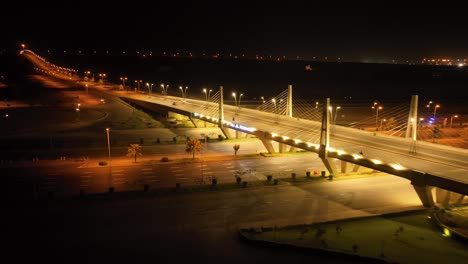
[199,114,204,118]
[282,136,289,140]
[391,164,405,170]
[337,150,346,155]
[315,145,320,150]
[352,154,362,160]
[327,147,335,152]
[193,113,199,117]
[206,116,211,119]
[294,139,301,144]
[443,228,451,237]
[271,133,278,137]
[371,159,383,165]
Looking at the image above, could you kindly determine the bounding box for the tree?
[432,126,441,142]
[127,144,142,162]
[233,144,240,156]
[186,137,203,159]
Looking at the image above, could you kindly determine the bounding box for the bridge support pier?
[435,188,465,206]
[352,164,360,172]
[411,173,435,207]
[189,117,198,128]
[321,158,338,175]
[289,146,296,152]
[341,160,348,173]
[412,185,435,207]
[219,126,232,139]
[255,131,275,154]
[278,143,285,153]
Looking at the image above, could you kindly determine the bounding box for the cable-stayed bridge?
[22,49,468,207]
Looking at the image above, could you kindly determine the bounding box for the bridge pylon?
[218,86,231,139]
[319,98,338,175]
[406,95,418,154]
[287,84,292,117]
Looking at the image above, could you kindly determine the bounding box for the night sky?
[2,2,468,61]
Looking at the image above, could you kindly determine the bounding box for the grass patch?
[240,209,468,264]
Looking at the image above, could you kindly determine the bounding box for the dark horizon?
[2,3,468,61]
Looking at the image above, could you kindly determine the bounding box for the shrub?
[291,172,296,179]
[321,171,326,177]
[98,161,107,166]
[212,178,218,186]
[242,181,248,188]
[236,176,242,184]
[273,179,279,185]
[218,135,224,141]
[176,183,181,189]
[156,137,160,144]
[328,174,334,180]
[144,184,149,192]
[108,187,115,193]
[306,171,311,177]
[267,175,273,182]
[173,137,177,143]
[161,157,170,162]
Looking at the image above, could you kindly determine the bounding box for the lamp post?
[99,73,106,83]
[179,86,188,100]
[238,93,243,109]
[433,104,440,119]
[232,92,237,107]
[85,70,91,80]
[146,82,154,94]
[272,98,278,122]
[160,83,169,95]
[203,88,212,102]
[372,102,383,128]
[450,115,458,128]
[106,128,113,190]
[380,118,387,131]
[426,101,433,114]
[120,77,127,91]
[134,80,142,93]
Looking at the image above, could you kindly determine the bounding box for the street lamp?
[179,86,188,100]
[238,93,243,109]
[450,115,458,128]
[99,73,106,83]
[272,98,278,122]
[433,104,440,119]
[120,77,127,91]
[85,84,88,94]
[21,43,25,50]
[134,80,142,93]
[203,88,212,102]
[160,83,169,95]
[426,101,433,114]
[380,118,387,131]
[232,92,237,107]
[372,103,383,128]
[146,82,154,94]
[75,108,80,122]
[106,128,113,190]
